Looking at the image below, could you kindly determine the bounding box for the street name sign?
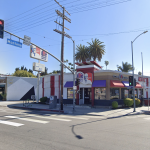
[7,38,22,48]
[23,35,31,46]
[33,62,45,72]
[30,45,48,62]
[73,86,77,90]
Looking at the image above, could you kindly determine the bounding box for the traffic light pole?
[131,41,136,112]
[3,30,74,74]
[72,40,75,112]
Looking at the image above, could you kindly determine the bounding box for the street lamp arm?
[132,31,148,43]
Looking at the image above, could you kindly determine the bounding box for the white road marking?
[26,114,71,122]
[53,115,89,120]
[0,120,24,127]
[143,117,150,120]
[5,116,49,124]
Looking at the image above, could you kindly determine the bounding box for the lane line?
[0,120,24,127]
[5,116,49,124]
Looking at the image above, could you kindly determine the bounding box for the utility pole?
[54,0,72,110]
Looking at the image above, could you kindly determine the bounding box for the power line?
[5,0,67,22]
[4,15,56,37]
[5,0,78,26]
[4,0,132,37]
[4,0,79,33]
[70,0,132,14]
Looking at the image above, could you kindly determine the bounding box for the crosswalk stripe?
[5,116,49,124]
[26,114,71,122]
[50,115,89,120]
[0,120,24,127]
[143,118,150,120]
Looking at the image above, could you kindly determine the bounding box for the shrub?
[112,101,118,109]
[124,98,133,107]
[40,97,47,103]
[135,98,141,106]
[1,93,6,101]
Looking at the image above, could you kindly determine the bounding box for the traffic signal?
[0,19,4,39]
[129,76,133,86]
[134,79,136,86]
[76,78,80,86]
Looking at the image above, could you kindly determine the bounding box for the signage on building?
[77,72,92,85]
[30,45,48,62]
[113,74,128,80]
[138,77,148,86]
[33,62,45,72]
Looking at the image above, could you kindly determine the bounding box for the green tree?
[117,62,133,72]
[24,67,27,71]
[75,44,90,62]
[12,70,36,78]
[28,69,33,74]
[21,66,24,70]
[40,67,48,76]
[138,71,142,75]
[15,67,20,72]
[87,38,105,61]
[104,61,109,70]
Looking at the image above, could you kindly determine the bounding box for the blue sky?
[0,0,150,76]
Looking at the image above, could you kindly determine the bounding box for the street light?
[131,31,148,112]
[71,39,76,112]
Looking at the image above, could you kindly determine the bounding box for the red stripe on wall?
[50,76,55,96]
[146,91,148,98]
[146,78,148,87]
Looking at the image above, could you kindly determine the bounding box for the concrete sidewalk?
[0,101,150,117]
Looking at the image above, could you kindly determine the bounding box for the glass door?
[84,88,91,104]
[79,88,84,105]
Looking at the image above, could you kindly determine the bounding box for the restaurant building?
[42,61,149,106]
[0,61,149,106]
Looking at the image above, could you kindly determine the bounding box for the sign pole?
[36,60,40,103]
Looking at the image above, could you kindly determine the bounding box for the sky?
[0,0,150,76]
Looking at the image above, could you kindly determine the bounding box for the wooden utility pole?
[54,0,72,110]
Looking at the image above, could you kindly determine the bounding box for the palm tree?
[75,44,90,62]
[138,71,142,75]
[117,62,133,72]
[104,61,109,70]
[87,38,105,61]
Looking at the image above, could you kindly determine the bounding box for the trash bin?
[49,96,57,109]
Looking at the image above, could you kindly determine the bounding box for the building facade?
[42,61,149,106]
[1,61,150,106]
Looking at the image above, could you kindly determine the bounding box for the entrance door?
[84,88,91,104]
[79,88,84,105]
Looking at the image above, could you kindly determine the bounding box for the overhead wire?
[4,0,133,41]
[70,0,132,14]
[4,0,80,34]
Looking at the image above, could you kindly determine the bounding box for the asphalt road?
[0,107,150,150]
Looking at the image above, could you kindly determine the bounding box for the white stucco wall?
[6,76,42,101]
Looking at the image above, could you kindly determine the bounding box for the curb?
[8,105,64,113]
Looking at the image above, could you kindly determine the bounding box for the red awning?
[135,82,143,88]
[110,80,125,88]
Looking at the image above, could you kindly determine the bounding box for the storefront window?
[95,88,106,100]
[67,88,76,99]
[121,89,129,99]
[110,88,119,99]
[139,89,143,98]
